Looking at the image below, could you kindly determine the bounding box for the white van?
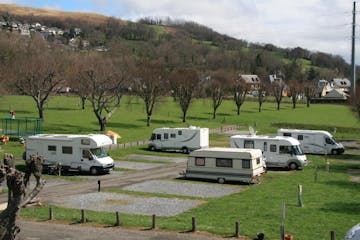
[185,147,265,184]
[25,134,114,175]
[230,135,308,170]
[148,126,209,153]
[277,129,344,155]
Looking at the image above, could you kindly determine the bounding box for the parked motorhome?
[25,134,114,175]
[184,147,265,184]
[230,135,307,170]
[148,126,209,153]
[277,129,344,155]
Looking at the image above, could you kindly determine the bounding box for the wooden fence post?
[298,184,304,207]
[152,214,156,229]
[235,221,240,238]
[330,230,335,240]
[115,211,120,226]
[81,209,86,223]
[191,216,197,232]
[49,207,53,220]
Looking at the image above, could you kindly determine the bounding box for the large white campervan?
[25,134,114,175]
[185,147,265,184]
[277,129,344,155]
[230,135,308,170]
[148,126,209,153]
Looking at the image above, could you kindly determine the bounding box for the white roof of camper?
[27,134,112,146]
[231,135,300,145]
[278,129,332,137]
[190,147,262,158]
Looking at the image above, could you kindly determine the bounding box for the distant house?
[239,74,260,91]
[330,78,351,89]
[323,89,348,100]
[269,74,283,84]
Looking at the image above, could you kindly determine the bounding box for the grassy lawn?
[0,95,359,239]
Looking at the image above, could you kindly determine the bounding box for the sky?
[1,0,359,64]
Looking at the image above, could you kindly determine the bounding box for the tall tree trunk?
[38,107,44,120]
[182,111,187,123]
[277,102,280,110]
[81,96,86,110]
[146,115,151,127]
[237,105,241,115]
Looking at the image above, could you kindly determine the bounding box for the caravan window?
[178,130,182,135]
[81,139,90,145]
[164,133,169,140]
[48,145,56,151]
[283,133,292,137]
[156,134,161,140]
[263,142,268,151]
[216,158,233,168]
[170,133,176,138]
[244,140,254,148]
[195,157,205,166]
[62,146,73,154]
[270,144,277,152]
[279,145,292,154]
[242,159,251,169]
[256,158,260,165]
[298,135,303,140]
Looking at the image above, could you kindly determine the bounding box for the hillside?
[0,3,352,79]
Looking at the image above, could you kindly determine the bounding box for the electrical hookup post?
[280,201,285,240]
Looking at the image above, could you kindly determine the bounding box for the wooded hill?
[0,3,353,80]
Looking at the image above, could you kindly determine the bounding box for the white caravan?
[148,126,209,153]
[185,147,265,184]
[230,135,308,170]
[277,129,344,155]
[25,134,114,175]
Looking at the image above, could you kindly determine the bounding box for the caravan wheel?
[149,146,156,151]
[218,178,225,184]
[181,147,189,154]
[289,162,298,170]
[90,167,98,175]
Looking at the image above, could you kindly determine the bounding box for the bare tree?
[169,68,199,122]
[304,80,317,107]
[270,80,286,110]
[0,153,45,240]
[76,53,130,131]
[257,81,267,112]
[288,80,303,109]
[232,75,249,115]
[133,61,166,127]
[205,70,229,119]
[10,34,66,120]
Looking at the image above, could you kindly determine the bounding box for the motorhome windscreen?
[292,145,303,155]
[326,137,336,145]
[90,148,108,158]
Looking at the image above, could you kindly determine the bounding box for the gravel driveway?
[126,154,187,163]
[49,192,204,216]
[123,180,242,198]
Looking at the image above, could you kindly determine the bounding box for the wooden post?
[98,180,101,192]
[191,216,197,232]
[152,214,156,229]
[81,209,86,223]
[330,230,335,240]
[280,225,285,240]
[235,221,240,238]
[298,184,304,207]
[49,207,53,220]
[115,211,120,226]
[314,165,318,183]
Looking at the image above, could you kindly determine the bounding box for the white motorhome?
[230,135,308,170]
[185,147,265,184]
[148,126,209,153]
[25,134,114,175]
[277,129,344,155]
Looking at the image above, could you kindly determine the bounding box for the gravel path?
[126,154,187,163]
[49,192,203,216]
[114,160,165,170]
[123,180,242,198]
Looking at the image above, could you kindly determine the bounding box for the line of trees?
[1,30,359,132]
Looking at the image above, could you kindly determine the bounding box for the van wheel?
[149,146,156,151]
[218,178,225,184]
[289,162,298,170]
[331,149,338,155]
[181,147,189,154]
[90,167,98,175]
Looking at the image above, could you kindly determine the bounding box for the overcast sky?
[1,0,359,64]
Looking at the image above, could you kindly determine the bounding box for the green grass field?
[0,95,359,239]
